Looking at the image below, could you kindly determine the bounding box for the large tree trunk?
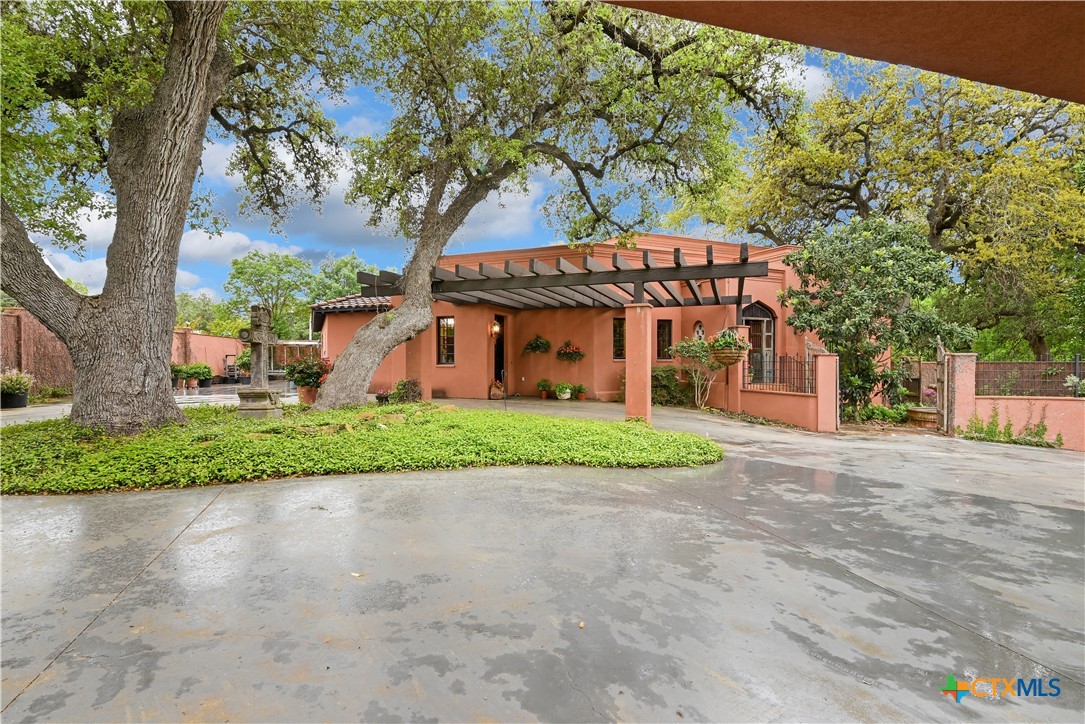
[314,164,511,409]
[0,2,232,434]
[313,230,448,409]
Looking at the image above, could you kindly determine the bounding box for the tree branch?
[0,197,82,344]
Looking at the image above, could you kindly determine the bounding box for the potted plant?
[189,362,214,388]
[523,335,551,354]
[375,389,391,405]
[284,357,332,405]
[572,383,587,401]
[1,368,34,409]
[706,329,751,367]
[556,341,585,363]
[489,379,504,399]
[552,381,573,400]
[170,363,185,389]
[537,378,551,399]
[180,364,198,389]
[237,348,252,384]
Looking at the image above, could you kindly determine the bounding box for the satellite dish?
[238,328,252,342]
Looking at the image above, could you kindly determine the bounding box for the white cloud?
[179,229,304,264]
[448,173,548,247]
[783,60,832,101]
[42,252,108,294]
[201,141,239,185]
[175,268,202,289]
[187,287,221,300]
[341,114,382,137]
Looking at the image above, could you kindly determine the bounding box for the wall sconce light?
[489,320,502,338]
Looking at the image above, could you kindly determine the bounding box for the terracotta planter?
[186,379,198,389]
[710,348,747,367]
[1,390,29,409]
[297,385,319,405]
[576,393,587,400]
[907,406,939,429]
[539,390,549,399]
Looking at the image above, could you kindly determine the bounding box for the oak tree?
[1,0,364,431]
[315,0,800,408]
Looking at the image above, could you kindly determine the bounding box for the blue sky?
[40,50,832,300]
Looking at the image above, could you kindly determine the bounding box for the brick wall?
[1,308,76,392]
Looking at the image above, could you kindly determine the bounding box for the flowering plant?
[705,329,751,351]
[490,379,503,390]
[922,386,938,405]
[284,357,333,387]
[556,340,585,363]
[1,368,33,394]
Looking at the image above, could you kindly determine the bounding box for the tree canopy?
[667,57,1084,359]
[782,217,973,411]
[0,0,369,431]
[316,0,803,407]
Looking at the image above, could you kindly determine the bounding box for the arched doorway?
[742,302,775,383]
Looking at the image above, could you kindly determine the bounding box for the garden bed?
[0,403,723,494]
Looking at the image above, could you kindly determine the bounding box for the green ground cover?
[1,403,723,494]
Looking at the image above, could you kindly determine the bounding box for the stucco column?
[405,325,433,400]
[624,304,653,422]
[814,354,839,432]
[945,353,977,436]
[725,325,750,413]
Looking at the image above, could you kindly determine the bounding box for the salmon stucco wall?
[171,330,244,376]
[974,396,1085,452]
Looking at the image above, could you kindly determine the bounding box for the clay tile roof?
[309,294,394,312]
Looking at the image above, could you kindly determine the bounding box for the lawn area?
[0,403,723,494]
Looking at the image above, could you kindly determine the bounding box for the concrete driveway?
[2,401,1082,722]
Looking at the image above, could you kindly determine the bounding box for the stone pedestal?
[237,389,283,419]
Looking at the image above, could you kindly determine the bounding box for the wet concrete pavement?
[2,401,1083,721]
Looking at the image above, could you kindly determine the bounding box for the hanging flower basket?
[556,341,585,363]
[706,329,751,367]
[710,348,747,367]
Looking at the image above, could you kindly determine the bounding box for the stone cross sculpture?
[236,305,283,418]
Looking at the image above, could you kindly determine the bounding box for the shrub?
[391,377,423,403]
[650,366,690,406]
[1,369,33,394]
[284,358,332,387]
[552,381,574,398]
[187,362,213,380]
[1064,375,1085,396]
[572,383,586,396]
[959,405,1063,448]
[536,378,551,391]
[854,403,911,424]
[236,348,252,372]
[169,363,185,380]
[523,335,551,354]
[615,366,692,406]
[670,337,725,408]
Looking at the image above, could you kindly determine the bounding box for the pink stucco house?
[311,234,837,428]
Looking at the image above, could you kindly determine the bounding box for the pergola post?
[725,325,750,413]
[624,303,653,422]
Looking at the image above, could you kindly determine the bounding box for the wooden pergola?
[356,243,768,323]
